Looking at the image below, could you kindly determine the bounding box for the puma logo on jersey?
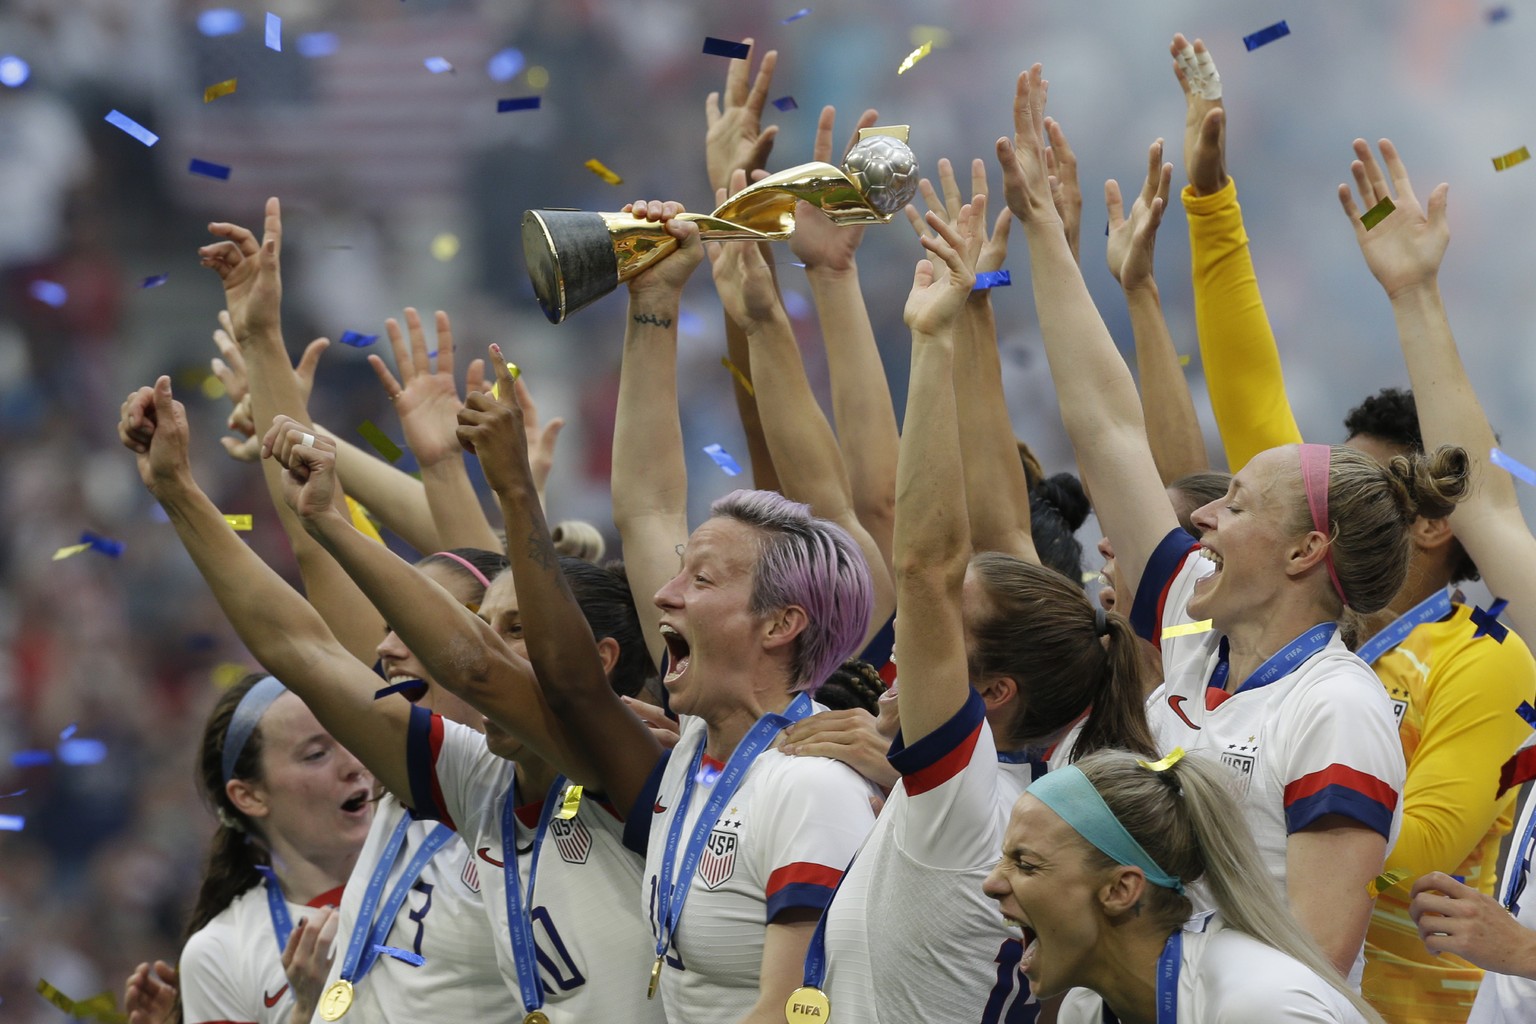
[477,847,505,868]
[1168,694,1200,730]
[263,983,289,1007]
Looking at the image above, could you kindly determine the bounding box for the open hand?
[282,906,340,1020]
[262,415,340,522]
[905,157,1012,276]
[1044,117,1083,262]
[457,347,536,498]
[705,40,779,194]
[1409,871,1536,977]
[1171,35,1226,195]
[120,376,193,494]
[1338,138,1449,300]
[1106,139,1174,291]
[788,106,880,273]
[904,203,979,335]
[512,376,563,499]
[368,308,479,469]
[780,708,899,792]
[211,309,329,462]
[708,171,786,328]
[996,65,1061,232]
[200,197,284,341]
[124,960,178,1024]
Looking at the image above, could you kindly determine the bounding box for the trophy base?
[522,210,620,324]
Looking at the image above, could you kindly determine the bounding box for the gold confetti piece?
[36,979,126,1023]
[224,514,253,531]
[346,496,386,545]
[1081,570,1101,584]
[201,375,227,400]
[909,25,951,48]
[557,783,584,820]
[1493,146,1531,172]
[1360,195,1396,230]
[1138,747,1186,772]
[897,41,933,74]
[1368,867,1412,898]
[431,232,460,262]
[212,663,249,689]
[52,543,91,561]
[490,362,521,399]
[358,420,403,463]
[1162,619,1214,638]
[585,158,623,185]
[722,357,755,396]
[527,65,550,89]
[1178,354,1192,367]
[203,78,238,103]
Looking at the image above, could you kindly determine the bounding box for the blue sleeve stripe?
[405,705,448,824]
[622,751,671,856]
[1284,786,1394,839]
[888,688,987,776]
[765,882,838,922]
[1130,528,1201,643]
[857,612,896,671]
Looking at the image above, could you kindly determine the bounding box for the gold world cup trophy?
[522,127,918,323]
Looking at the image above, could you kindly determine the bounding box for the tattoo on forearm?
[525,527,557,572]
[632,312,673,328]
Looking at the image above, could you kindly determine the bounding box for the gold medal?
[522,1013,550,1024]
[785,986,831,1023]
[647,955,664,999]
[318,980,355,1021]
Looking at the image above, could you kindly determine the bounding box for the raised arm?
[1172,34,1301,470]
[906,158,1035,562]
[892,206,978,743]
[119,378,413,802]
[199,198,385,664]
[611,205,705,674]
[708,175,895,645]
[1340,137,1536,637]
[367,308,501,551]
[787,105,899,572]
[996,66,1179,597]
[459,353,663,816]
[1107,139,1210,483]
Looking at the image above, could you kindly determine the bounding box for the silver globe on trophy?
[522,126,918,323]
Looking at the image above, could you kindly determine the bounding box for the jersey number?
[646,874,687,971]
[531,905,586,993]
[406,881,433,957]
[980,938,1039,1024]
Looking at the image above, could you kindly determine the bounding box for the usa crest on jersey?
[550,816,592,865]
[699,828,738,889]
[1220,742,1257,797]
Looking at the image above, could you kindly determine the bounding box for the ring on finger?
[299,432,316,448]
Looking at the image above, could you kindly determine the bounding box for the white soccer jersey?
[181,882,344,1024]
[306,790,514,1024]
[1132,529,1406,985]
[821,687,1062,1024]
[626,710,877,1024]
[1057,912,1369,1023]
[404,708,663,1024]
[1467,733,1536,1024]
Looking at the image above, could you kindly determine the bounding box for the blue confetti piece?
[497,96,541,113]
[141,274,168,289]
[373,945,425,966]
[1243,20,1290,51]
[703,37,751,59]
[0,789,27,799]
[189,158,232,181]
[1489,6,1511,22]
[104,109,159,147]
[782,8,812,23]
[59,724,77,742]
[1519,701,1536,728]
[11,751,52,768]
[265,12,282,51]
[423,56,454,74]
[374,680,425,701]
[197,9,244,37]
[297,32,338,58]
[487,48,524,81]
[0,815,24,832]
[1491,447,1536,487]
[1,55,32,88]
[973,269,1012,290]
[57,738,107,766]
[772,96,798,112]
[81,531,124,557]
[703,443,743,476]
[338,330,379,348]
[1472,598,1510,642]
[29,280,66,308]
[1452,874,1467,883]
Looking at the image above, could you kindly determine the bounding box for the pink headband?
[431,551,492,590]
[1298,444,1348,607]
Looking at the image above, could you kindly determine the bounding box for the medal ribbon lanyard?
[654,693,814,966]
[1356,589,1453,665]
[502,775,570,1017]
[335,815,455,988]
[1503,806,1536,914]
[1155,930,1181,1024]
[257,865,294,953]
[1209,623,1337,694]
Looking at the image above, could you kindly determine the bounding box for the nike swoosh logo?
[653,801,667,814]
[1168,695,1200,731]
[477,847,505,868]
[264,984,290,1007]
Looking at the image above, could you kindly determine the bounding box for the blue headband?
[1030,764,1184,893]
[222,675,288,784]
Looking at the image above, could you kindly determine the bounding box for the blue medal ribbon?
[1208,623,1337,694]
[655,693,814,964]
[257,865,294,954]
[1356,589,1454,665]
[335,815,455,986]
[1503,805,1536,914]
[1156,929,1182,1024]
[501,775,570,1015]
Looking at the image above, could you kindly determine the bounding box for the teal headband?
[222,675,287,784]
[1030,764,1184,893]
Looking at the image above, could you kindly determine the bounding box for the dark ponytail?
[183,674,273,941]
[968,553,1155,759]
[1029,472,1090,584]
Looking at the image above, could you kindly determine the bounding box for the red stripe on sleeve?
[902,720,983,796]
[1283,764,1398,811]
[427,714,458,833]
[766,861,845,897]
[1500,745,1536,797]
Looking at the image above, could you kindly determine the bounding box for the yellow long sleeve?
[1185,178,1303,470]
